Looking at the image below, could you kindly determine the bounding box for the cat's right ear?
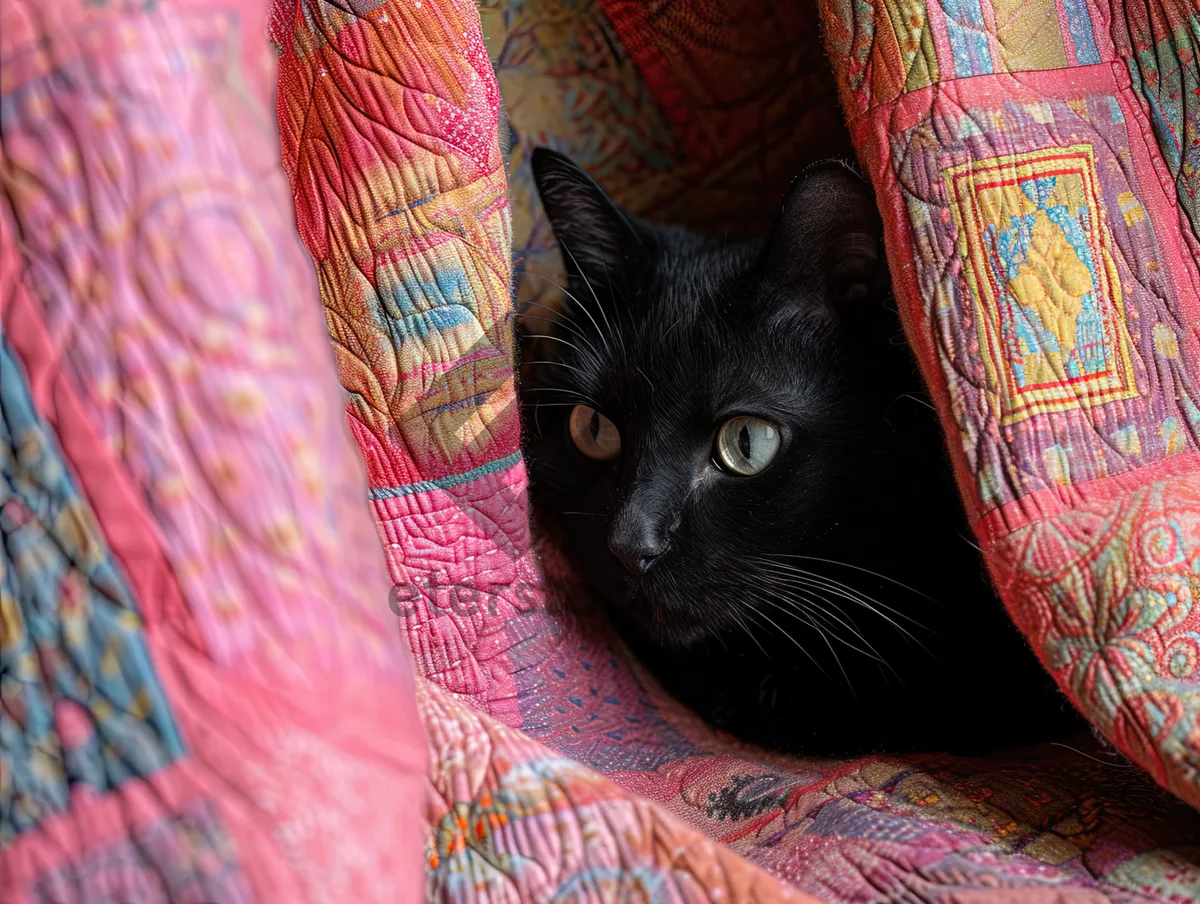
[531,148,648,287]
[759,161,886,320]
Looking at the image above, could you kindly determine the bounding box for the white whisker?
[555,242,616,358]
[732,608,769,657]
[756,564,919,635]
[742,595,830,679]
[763,588,888,667]
[764,553,939,604]
[751,557,931,635]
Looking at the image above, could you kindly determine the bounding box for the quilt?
[4,0,1200,902]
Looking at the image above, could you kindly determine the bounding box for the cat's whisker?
[519,311,606,367]
[533,332,601,362]
[731,608,770,658]
[762,554,940,605]
[516,303,573,328]
[957,530,983,553]
[519,297,589,338]
[892,392,936,412]
[599,266,638,351]
[521,279,585,321]
[523,275,620,374]
[751,557,931,631]
[582,259,618,348]
[770,573,929,656]
[765,568,914,631]
[539,268,594,324]
[751,591,853,696]
[554,243,617,357]
[746,586,818,629]
[755,593,839,650]
[518,314,602,358]
[531,398,544,438]
[808,621,856,698]
[761,585,888,667]
[802,602,902,685]
[526,359,598,385]
[523,386,604,411]
[751,561,932,658]
[515,312,561,331]
[755,584,891,673]
[741,597,832,676]
[754,561,908,622]
[523,386,595,399]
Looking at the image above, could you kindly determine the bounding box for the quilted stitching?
[4,0,1200,900]
[1,1,426,899]
[274,0,1200,901]
[818,0,1200,813]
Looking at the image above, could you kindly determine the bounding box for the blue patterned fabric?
[1,341,183,842]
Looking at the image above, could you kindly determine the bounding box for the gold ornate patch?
[945,145,1138,425]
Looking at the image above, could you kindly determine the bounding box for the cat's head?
[521,148,933,648]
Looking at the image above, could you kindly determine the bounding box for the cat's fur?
[520,148,1082,755]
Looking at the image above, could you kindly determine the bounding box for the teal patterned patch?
[1,342,184,842]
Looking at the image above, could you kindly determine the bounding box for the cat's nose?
[608,509,669,576]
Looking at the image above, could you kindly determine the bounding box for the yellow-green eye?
[569,405,621,461]
[715,416,780,476]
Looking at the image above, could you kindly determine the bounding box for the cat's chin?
[592,564,771,650]
[608,596,729,650]
[631,618,714,650]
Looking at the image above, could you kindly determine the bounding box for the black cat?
[519,148,1083,756]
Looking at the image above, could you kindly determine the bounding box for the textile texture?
[5,0,1200,902]
[1,1,426,901]
[274,0,1200,902]
[818,0,1200,813]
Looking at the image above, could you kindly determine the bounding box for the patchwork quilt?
[2,1,1199,903]
[819,0,1200,816]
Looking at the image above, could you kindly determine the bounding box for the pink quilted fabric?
[1,1,425,899]
[270,0,1200,901]
[819,0,1200,810]
[5,0,1200,901]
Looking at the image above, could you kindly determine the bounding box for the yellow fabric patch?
[881,0,938,94]
[945,145,1138,425]
[993,0,1068,73]
[1118,191,1147,226]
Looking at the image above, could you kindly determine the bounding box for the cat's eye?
[715,416,781,476]
[569,405,621,461]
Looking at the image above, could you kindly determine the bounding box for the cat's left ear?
[759,162,885,316]
[531,147,650,288]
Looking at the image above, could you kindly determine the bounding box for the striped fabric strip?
[368,451,524,500]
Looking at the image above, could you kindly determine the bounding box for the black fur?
[520,148,1083,756]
